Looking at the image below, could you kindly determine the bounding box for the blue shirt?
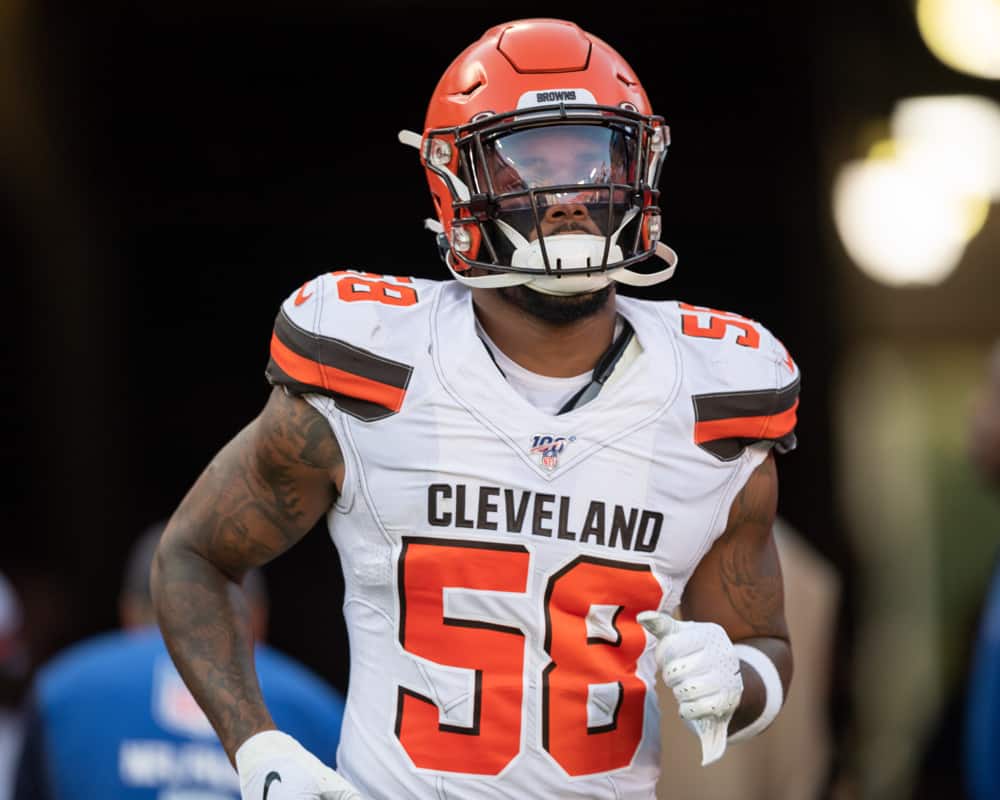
[14,629,344,799]
[966,563,1000,800]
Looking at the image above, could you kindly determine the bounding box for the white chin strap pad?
[509,234,622,295]
[510,234,622,272]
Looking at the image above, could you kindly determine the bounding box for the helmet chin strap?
[438,232,678,293]
[525,241,678,294]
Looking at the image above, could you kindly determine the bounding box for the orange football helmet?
[399,18,677,295]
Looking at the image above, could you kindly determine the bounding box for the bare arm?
[681,452,792,734]
[151,387,343,761]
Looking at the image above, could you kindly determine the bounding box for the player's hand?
[236,730,362,799]
[637,611,743,766]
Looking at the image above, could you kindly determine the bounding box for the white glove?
[236,730,362,800]
[637,611,743,766]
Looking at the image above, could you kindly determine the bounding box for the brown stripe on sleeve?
[693,378,799,422]
[692,378,800,461]
[265,311,413,422]
[273,311,411,389]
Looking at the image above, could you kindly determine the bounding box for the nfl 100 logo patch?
[529,434,576,471]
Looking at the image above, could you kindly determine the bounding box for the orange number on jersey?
[679,302,760,348]
[543,557,663,775]
[396,540,663,777]
[396,539,529,775]
[330,271,418,306]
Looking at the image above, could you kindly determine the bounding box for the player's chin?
[497,283,615,325]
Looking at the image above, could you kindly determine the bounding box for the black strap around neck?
[555,318,634,415]
[477,316,635,415]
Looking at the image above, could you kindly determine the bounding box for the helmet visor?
[478,123,640,241]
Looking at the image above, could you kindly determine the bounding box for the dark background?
[4,0,995,753]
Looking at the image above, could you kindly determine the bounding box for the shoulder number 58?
[679,302,760,349]
[329,270,418,306]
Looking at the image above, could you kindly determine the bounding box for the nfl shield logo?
[529,434,576,471]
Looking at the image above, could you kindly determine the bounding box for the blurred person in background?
[964,342,1000,800]
[657,518,840,800]
[909,342,1000,800]
[0,573,28,800]
[13,523,345,800]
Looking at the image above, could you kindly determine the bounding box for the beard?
[496,284,614,325]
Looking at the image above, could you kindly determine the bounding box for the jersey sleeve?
[674,302,800,461]
[264,272,418,422]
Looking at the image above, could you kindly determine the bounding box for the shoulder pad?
[265,271,433,421]
[668,301,800,461]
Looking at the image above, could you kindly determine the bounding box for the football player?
[152,19,800,800]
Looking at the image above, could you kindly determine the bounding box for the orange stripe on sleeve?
[694,399,798,444]
[269,333,406,412]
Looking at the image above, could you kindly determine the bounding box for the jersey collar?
[430,282,682,481]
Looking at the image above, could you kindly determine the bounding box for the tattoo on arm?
[681,453,792,730]
[152,388,343,759]
[717,455,785,636]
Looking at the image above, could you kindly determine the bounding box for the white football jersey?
[265,271,800,800]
